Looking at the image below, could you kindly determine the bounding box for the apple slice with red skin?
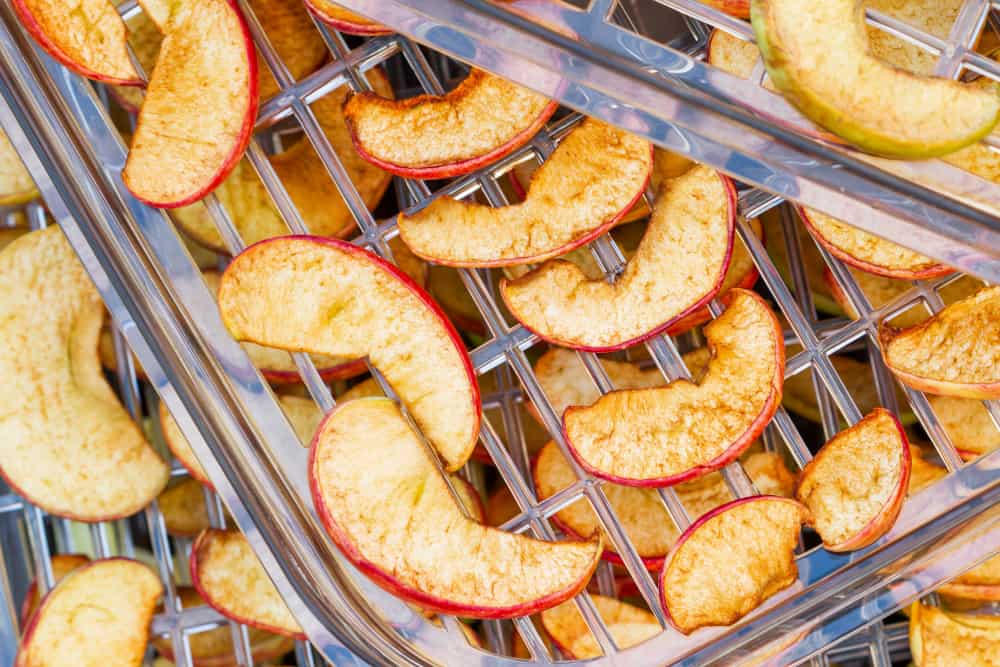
[909,602,1000,666]
[344,69,557,179]
[563,289,784,486]
[880,286,1000,399]
[501,164,735,351]
[19,554,91,625]
[0,227,169,521]
[13,0,141,85]
[659,496,809,634]
[540,595,657,657]
[123,0,258,208]
[795,408,911,552]
[310,397,601,618]
[797,206,951,280]
[304,0,391,34]
[161,394,323,489]
[218,235,480,471]
[16,558,163,667]
[397,119,652,267]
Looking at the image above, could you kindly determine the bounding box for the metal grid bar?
[0,0,996,665]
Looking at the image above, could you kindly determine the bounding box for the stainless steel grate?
[0,0,998,665]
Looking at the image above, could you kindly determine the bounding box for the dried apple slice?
[501,164,735,351]
[397,119,652,267]
[908,444,947,495]
[310,397,601,617]
[659,496,809,634]
[535,441,794,567]
[795,409,911,552]
[218,236,480,470]
[0,227,168,520]
[159,478,212,537]
[798,207,951,279]
[305,0,390,34]
[910,602,1000,666]
[19,554,91,625]
[172,70,394,250]
[929,395,1000,461]
[938,555,1000,602]
[568,622,661,658]
[344,69,557,179]
[191,529,303,638]
[564,290,783,486]
[0,129,37,206]
[880,286,1000,399]
[161,394,322,489]
[16,559,163,667]
[751,0,1000,157]
[13,0,141,85]
[123,0,258,207]
[540,595,657,656]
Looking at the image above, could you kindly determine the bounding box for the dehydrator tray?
[0,0,997,665]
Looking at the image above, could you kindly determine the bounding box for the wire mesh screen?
[0,0,998,665]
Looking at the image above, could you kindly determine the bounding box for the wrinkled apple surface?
[880,286,1000,399]
[795,408,911,551]
[540,595,656,656]
[124,0,258,207]
[344,69,557,178]
[563,290,784,485]
[659,496,809,634]
[16,559,163,667]
[0,227,168,520]
[0,129,37,205]
[397,119,651,267]
[19,554,90,625]
[910,602,1000,667]
[305,0,391,34]
[309,397,601,618]
[930,395,1000,460]
[502,164,735,351]
[218,236,480,470]
[751,0,999,157]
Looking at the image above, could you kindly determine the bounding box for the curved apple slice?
[910,602,1000,666]
[502,164,735,351]
[159,478,211,537]
[0,227,168,521]
[659,496,808,634]
[344,69,557,179]
[218,236,480,470]
[795,409,911,552]
[310,397,600,618]
[540,595,657,656]
[191,529,303,638]
[397,119,652,267]
[938,555,1000,601]
[929,395,1000,461]
[798,207,951,279]
[305,0,391,34]
[16,559,163,667]
[0,129,37,206]
[564,289,784,486]
[161,394,322,489]
[568,622,661,658]
[19,554,90,625]
[13,0,141,85]
[880,286,1000,399]
[123,0,258,207]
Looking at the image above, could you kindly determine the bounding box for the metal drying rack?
[0,0,997,664]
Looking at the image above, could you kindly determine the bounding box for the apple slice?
[909,602,1000,666]
[540,595,657,657]
[218,236,480,471]
[568,622,661,658]
[908,444,947,495]
[397,119,652,267]
[159,478,212,537]
[702,0,750,18]
[535,441,795,567]
[659,496,809,634]
[798,207,951,280]
[485,485,521,526]
[751,0,999,157]
[0,129,37,206]
[123,0,258,208]
[795,409,911,552]
[880,286,1000,399]
[563,289,784,486]
[501,164,735,351]
[310,397,601,618]
[16,558,163,667]
[161,393,322,489]
[939,555,1000,602]
[19,554,91,625]
[13,0,141,85]
[344,69,557,179]
[305,0,391,34]
[929,395,1000,461]
[191,529,303,638]
[172,70,394,250]
[0,227,168,521]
